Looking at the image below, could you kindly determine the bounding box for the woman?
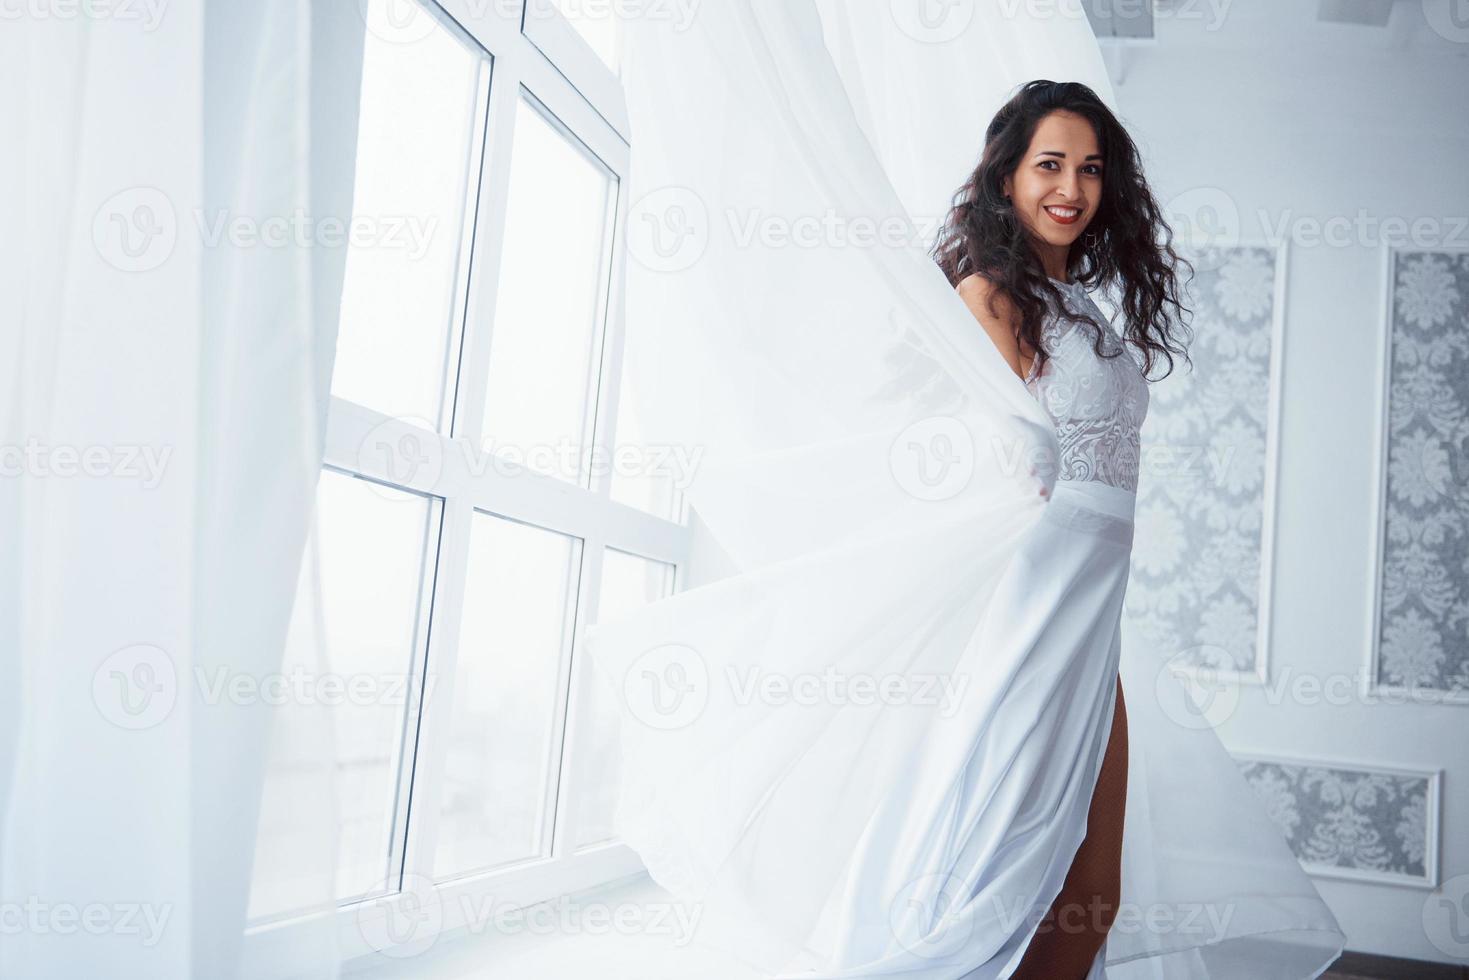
[585,6,1347,975]
[932,79,1192,979]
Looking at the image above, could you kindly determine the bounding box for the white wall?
[1107,2,1469,965]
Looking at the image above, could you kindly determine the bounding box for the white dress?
[584,279,1346,979]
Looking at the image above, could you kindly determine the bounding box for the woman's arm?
[956,272,1034,381]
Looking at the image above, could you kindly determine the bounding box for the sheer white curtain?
[1,3,364,977]
[587,0,1091,970]
[586,2,1346,977]
[815,0,1116,246]
[605,0,1067,575]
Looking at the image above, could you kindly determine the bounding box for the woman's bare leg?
[1011,677,1128,980]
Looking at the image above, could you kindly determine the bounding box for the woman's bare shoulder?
[956,270,996,302]
[955,272,1027,379]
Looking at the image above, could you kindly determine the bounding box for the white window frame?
[244,0,686,967]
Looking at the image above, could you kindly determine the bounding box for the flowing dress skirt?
[584,477,1345,979]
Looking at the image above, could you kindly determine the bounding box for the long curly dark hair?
[930,79,1193,382]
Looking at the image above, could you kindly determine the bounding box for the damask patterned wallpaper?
[1237,756,1438,887]
[1373,249,1469,701]
[1120,245,1456,887]
[1124,244,1281,678]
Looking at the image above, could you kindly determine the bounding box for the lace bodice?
[1024,278,1150,492]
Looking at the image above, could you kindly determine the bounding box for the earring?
[1084,230,1099,247]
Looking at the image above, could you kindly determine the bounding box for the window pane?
[565,550,675,850]
[249,469,439,916]
[435,514,583,879]
[332,0,487,427]
[320,473,438,901]
[480,100,614,485]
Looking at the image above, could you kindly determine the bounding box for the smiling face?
[1002,109,1104,279]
